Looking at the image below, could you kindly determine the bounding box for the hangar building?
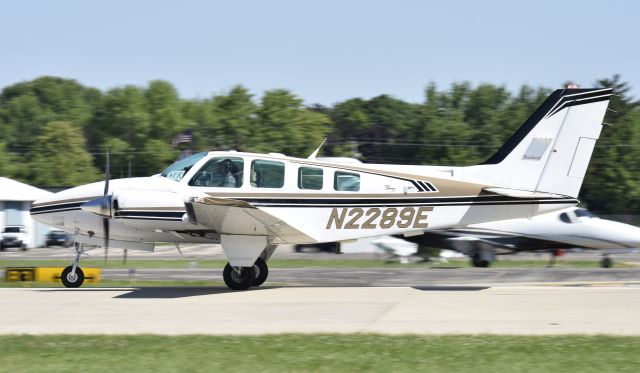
[0,177,53,248]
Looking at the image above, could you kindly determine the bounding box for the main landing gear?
[222,257,270,290]
[61,242,85,288]
[221,244,275,290]
[600,254,613,268]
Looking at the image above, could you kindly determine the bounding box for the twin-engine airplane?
[31,88,613,290]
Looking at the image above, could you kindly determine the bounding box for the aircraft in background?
[401,207,640,268]
[30,88,613,290]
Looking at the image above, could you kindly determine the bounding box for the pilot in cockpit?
[216,159,236,187]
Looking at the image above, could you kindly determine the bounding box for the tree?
[0,142,17,178]
[212,85,258,151]
[88,85,151,151]
[28,122,101,186]
[252,89,331,157]
[145,80,185,141]
[580,76,640,214]
[137,139,180,176]
[0,76,100,152]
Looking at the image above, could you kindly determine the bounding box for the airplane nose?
[607,222,640,248]
[624,226,640,247]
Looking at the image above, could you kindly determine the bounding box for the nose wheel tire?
[253,257,269,286]
[223,263,256,290]
[61,266,85,288]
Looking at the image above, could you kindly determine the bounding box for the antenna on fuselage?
[308,138,327,160]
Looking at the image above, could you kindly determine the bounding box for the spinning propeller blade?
[103,147,110,263]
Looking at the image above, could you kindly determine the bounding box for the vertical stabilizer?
[466,88,612,198]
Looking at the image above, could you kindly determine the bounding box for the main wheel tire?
[601,257,613,268]
[223,263,255,290]
[61,266,85,288]
[252,257,269,286]
[471,254,489,268]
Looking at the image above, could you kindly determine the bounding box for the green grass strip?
[0,334,638,372]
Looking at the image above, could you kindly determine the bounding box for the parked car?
[0,225,28,251]
[45,230,72,248]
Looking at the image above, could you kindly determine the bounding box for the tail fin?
[468,88,612,198]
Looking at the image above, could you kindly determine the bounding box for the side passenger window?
[298,167,323,190]
[251,160,285,188]
[334,171,360,191]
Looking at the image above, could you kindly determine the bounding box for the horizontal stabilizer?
[482,187,569,199]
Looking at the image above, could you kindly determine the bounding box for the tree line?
[0,75,638,215]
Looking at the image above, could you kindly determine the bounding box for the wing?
[185,197,314,243]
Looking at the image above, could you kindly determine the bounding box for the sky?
[1,0,638,105]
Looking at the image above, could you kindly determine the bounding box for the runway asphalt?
[1,286,639,335]
[2,245,640,335]
[101,267,640,287]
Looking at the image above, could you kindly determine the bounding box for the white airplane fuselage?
[30,152,576,249]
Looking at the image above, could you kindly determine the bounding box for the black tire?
[601,257,613,268]
[21,244,27,251]
[61,266,85,288]
[471,254,490,268]
[252,257,269,286]
[223,263,255,290]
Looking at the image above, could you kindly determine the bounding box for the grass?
[0,334,638,372]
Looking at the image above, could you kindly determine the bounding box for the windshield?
[161,152,208,181]
[3,227,21,233]
[574,209,597,218]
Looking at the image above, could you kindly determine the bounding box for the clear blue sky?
[1,0,638,105]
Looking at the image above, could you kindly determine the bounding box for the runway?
[2,285,640,335]
[3,246,640,335]
[103,267,640,286]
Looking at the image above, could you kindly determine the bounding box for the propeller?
[79,147,116,264]
[103,148,110,263]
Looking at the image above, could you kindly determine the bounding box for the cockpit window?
[559,212,572,223]
[574,209,596,218]
[189,157,244,187]
[161,152,207,181]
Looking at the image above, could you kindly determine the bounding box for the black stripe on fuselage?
[30,201,87,215]
[29,197,577,219]
[115,211,185,220]
[237,196,577,207]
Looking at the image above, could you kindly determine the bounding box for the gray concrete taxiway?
[1,285,639,335]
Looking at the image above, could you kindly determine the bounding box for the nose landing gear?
[61,242,86,288]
